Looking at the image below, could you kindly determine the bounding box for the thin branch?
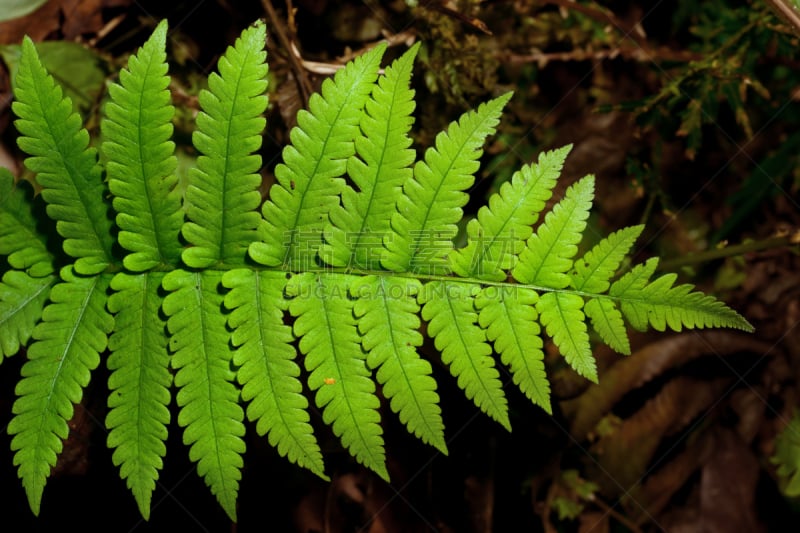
[260,0,312,107]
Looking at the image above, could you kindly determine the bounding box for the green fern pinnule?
[450,145,571,281]
[8,268,113,514]
[182,20,268,268]
[571,225,643,294]
[351,275,447,454]
[0,169,54,278]
[250,43,385,270]
[12,38,112,275]
[584,297,630,355]
[162,270,245,521]
[0,170,56,359]
[106,272,172,520]
[0,270,55,359]
[223,268,326,478]
[323,43,419,269]
[287,273,388,480]
[420,281,511,430]
[476,287,551,413]
[102,19,182,272]
[538,291,596,382]
[382,92,512,275]
[513,175,595,289]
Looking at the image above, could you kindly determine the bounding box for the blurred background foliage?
[1,1,799,531]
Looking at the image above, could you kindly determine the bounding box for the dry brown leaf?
[698,429,764,533]
[0,0,132,44]
[588,376,730,493]
[564,331,772,438]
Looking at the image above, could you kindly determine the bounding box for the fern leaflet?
[352,275,447,453]
[102,19,182,271]
[12,37,112,275]
[0,169,54,277]
[162,270,245,521]
[450,145,570,281]
[476,286,550,413]
[0,270,55,359]
[420,281,510,430]
[322,43,419,269]
[106,272,171,520]
[287,272,388,480]
[7,268,113,514]
[223,268,326,478]
[383,92,512,274]
[182,22,268,268]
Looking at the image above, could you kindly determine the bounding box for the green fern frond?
[383,92,512,274]
[0,170,54,277]
[1,20,758,522]
[106,272,172,520]
[323,43,419,269]
[162,270,245,521]
[102,20,182,271]
[476,286,551,413]
[420,280,510,430]
[7,267,113,514]
[513,175,595,288]
[223,268,326,478]
[450,145,570,281]
[352,275,447,453]
[251,44,385,269]
[287,272,388,480]
[0,271,55,358]
[12,37,112,275]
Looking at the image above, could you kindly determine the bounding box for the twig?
[588,495,644,533]
[260,0,312,107]
[658,232,800,271]
[505,46,701,67]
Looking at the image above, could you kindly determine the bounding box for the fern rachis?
[0,20,753,522]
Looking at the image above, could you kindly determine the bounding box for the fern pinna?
[0,20,753,521]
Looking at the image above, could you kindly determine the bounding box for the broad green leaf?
[0,0,49,22]
[1,40,106,114]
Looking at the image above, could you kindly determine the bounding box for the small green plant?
[0,20,752,521]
